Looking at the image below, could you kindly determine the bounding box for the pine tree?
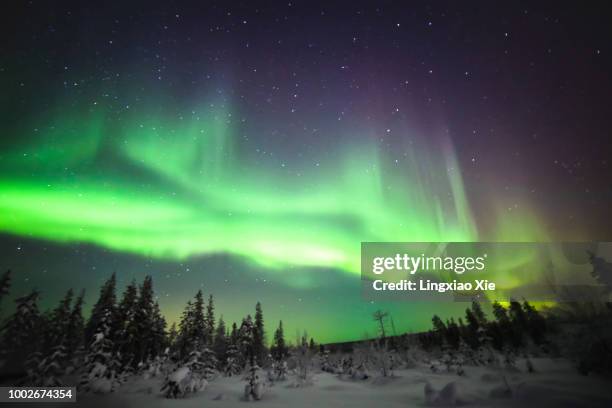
[213,317,228,368]
[224,322,241,376]
[253,302,266,365]
[85,273,117,345]
[80,310,121,393]
[191,291,206,344]
[431,315,447,346]
[471,301,488,326]
[508,299,527,347]
[66,290,85,364]
[176,290,207,360]
[151,301,167,358]
[205,295,215,346]
[444,318,461,349]
[177,300,193,358]
[45,289,74,355]
[29,343,68,386]
[239,315,255,367]
[523,301,546,345]
[465,308,481,349]
[114,280,139,368]
[491,301,511,350]
[271,321,287,361]
[134,276,155,366]
[224,343,241,376]
[1,290,42,374]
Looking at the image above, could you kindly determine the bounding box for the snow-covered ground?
[72,358,612,407]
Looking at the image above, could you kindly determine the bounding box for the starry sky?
[1,1,611,343]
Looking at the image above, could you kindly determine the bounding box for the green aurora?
[0,102,554,342]
[0,103,518,275]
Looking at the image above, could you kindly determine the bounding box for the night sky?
[1,1,611,343]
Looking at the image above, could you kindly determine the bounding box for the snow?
[67,357,612,407]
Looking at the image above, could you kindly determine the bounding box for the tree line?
[0,270,291,387]
[418,299,548,352]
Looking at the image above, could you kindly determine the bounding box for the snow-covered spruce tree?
[270,320,288,362]
[150,301,167,359]
[27,342,68,386]
[253,302,267,366]
[43,289,73,354]
[214,316,228,370]
[205,294,215,346]
[113,280,139,370]
[176,290,207,359]
[161,292,212,399]
[185,341,217,380]
[268,358,288,381]
[240,315,255,355]
[26,289,79,385]
[160,365,206,398]
[224,323,242,376]
[1,290,42,375]
[65,290,86,369]
[244,362,266,400]
[80,310,122,393]
[225,343,242,376]
[161,339,212,399]
[85,273,117,346]
[133,276,157,368]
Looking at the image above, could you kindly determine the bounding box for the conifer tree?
[214,317,228,368]
[271,321,287,361]
[205,294,215,346]
[80,310,121,393]
[491,301,511,350]
[190,291,206,344]
[508,299,527,347]
[28,342,68,386]
[1,290,42,374]
[464,307,481,349]
[85,273,117,345]
[177,300,193,358]
[523,300,547,344]
[115,280,139,368]
[431,315,447,346]
[444,318,461,349]
[45,289,74,354]
[134,276,155,365]
[66,290,86,361]
[239,315,255,367]
[224,322,242,376]
[177,290,206,359]
[471,301,488,326]
[253,302,266,365]
[151,301,167,358]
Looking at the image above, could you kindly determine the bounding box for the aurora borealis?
[1,1,611,343]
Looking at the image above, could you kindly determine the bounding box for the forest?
[0,266,611,406]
